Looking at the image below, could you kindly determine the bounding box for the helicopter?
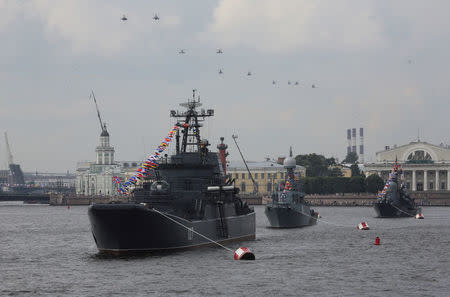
[312,84,316,88]
[294,81,299,85]
[288,81,291,85]
[272,80,276,85]
[153,14,159,20]
[178,49,186,54]
[121,15,128,21]
[219,69,223,75]
[247,71,252,76]
[216,49,223,54]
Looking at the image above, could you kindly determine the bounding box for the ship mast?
[170,89,214,153]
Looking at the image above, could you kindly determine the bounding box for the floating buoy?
[374,236,380,245]
[67,205,70,210]
[415,213,424,219]
[234,247,255,260]
[357,222,370,230]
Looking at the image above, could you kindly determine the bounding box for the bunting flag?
[279,174,294,202]
[377,160,404,199]
[113,176,123,184]
[118,124,181,194]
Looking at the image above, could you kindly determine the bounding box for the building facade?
[365,141,450,192]
[227,160,306,195]
[76,128,140,196]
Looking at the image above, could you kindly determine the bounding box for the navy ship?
[374,161,420,218]
[265,149,318,228]
[88,91,255,254]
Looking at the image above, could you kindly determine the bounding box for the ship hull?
[374,201,420,218]
[88,203,255,254]
[265,204,317,228]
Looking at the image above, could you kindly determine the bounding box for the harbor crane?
[90,90,108,134]
[4,132,25,185]
[231,134,258,193]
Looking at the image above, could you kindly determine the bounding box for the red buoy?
[234,247,255,260]
[374,236,380,245]
[357,222,370,230]
[415,213,424,219]
[67,205,70,210]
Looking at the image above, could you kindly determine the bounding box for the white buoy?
[357,222,370,230]
[234,247,255,260]
[415,213,424,219]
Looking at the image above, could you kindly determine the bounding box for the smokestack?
[351,128,357,153]
[359,127,364,164]
[347,129,351,154]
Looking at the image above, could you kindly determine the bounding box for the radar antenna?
[90,90,107,133]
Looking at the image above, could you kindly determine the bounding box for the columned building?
[227,160,306,195]
[365,141,450,192]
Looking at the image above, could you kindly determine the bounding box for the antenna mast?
[4,132,14,165]
[90,90,106,132]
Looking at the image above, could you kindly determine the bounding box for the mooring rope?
[391,203,416,217]
[151,208,234,253]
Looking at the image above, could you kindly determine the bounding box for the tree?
[366,174,385,193]
[343,152,359,164]
[295,154,330,177]
[350,164,363,177]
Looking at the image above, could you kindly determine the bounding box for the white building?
[76,127,137,196]
[365,141,450,192]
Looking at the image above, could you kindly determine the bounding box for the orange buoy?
[357,222,370,230]
[415,213,424,219]
[374,236,380,245]
[234,247,255,260]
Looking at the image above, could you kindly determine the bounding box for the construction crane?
[4,132,14,166]
[90,90,108,133]
[231,134,258,193]
[4,132,25,185]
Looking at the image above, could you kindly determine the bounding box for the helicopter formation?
[120,14,317,88]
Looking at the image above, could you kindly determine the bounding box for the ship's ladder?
[216,201,229,238]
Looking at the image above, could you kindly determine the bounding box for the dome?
[283,157,296,169]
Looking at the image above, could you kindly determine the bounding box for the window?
[406,182,410,189]
[429,182,433,190]
[235,173,239,179]
[261,173,265,179]
[267,183,272,192]
[441,182,446,190]
[241,182,246,192]
[279,172,284,179]
[268,173,271,178]
[254,173,258,179]
[242,173,246,179]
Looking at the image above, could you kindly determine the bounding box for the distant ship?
[88,91,255,254]
[265,149,318,228]
[374,161,420,218]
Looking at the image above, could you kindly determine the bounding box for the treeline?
[299,174,385,194]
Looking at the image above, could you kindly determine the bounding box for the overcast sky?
[1,0,450,172]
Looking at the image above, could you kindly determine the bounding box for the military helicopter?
[216,49,223,54]
[272,80,276,85]
[219,69,223,75]
[178,49,186,54]
[294,81,299,85]
[153,14,160,20]
[247,71,252,76]
[312,84,316,88]
[121,15,128,21]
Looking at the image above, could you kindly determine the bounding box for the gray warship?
[374,161,420,218]
[88,91,255,254]
[264,149,318,228]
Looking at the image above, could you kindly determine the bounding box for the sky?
[1,0,450,172]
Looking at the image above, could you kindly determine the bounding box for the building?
[364,141,450,192]
[227,159,306,195]
[76,126,140,196]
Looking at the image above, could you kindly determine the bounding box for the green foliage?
[299,176,366,194]
[343,152,359,164]
[295,154,338,177]
[366,174,385,193]
[350,164,363,177]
